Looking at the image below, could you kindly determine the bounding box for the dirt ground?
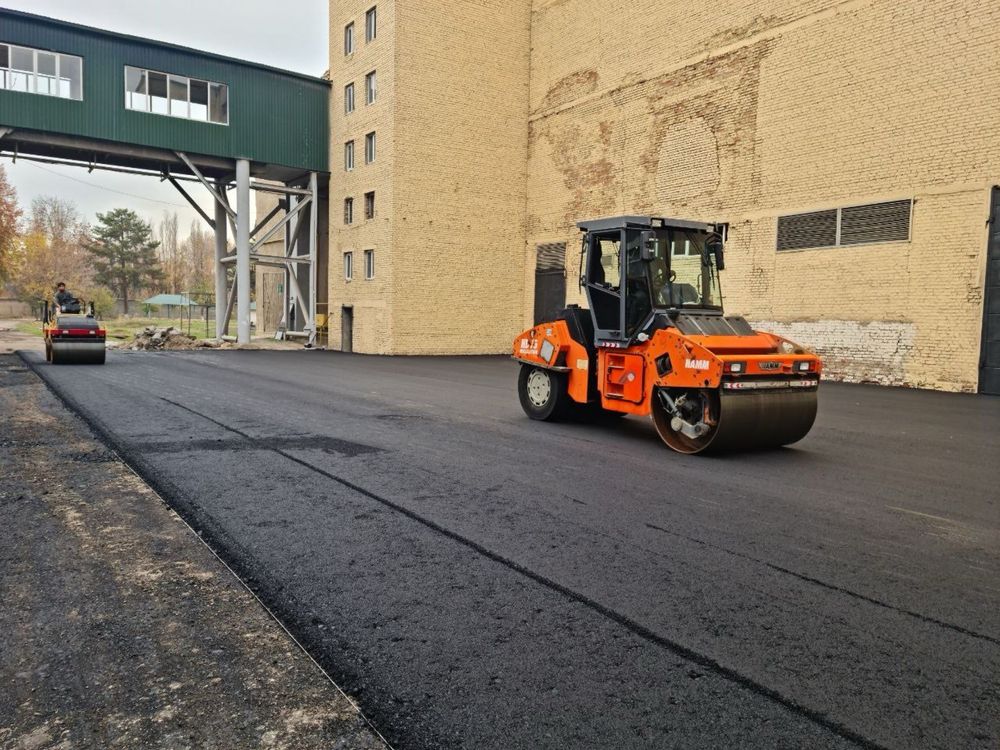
[0,346,386,749]
[0,319,43,355]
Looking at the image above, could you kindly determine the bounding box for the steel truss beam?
[165,152,319,346]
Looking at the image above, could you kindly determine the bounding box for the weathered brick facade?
[328,0,999,391]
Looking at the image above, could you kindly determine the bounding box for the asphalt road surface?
[22,350,1000,750]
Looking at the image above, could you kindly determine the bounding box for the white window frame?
[344,197,354,225]
[365,131,376,164]
[365,6,377,43]
[123,65,227,125]
[364,249,375,280]
[344,251,354,281]
[344,140,355,171]
[344,82,355,114]
[365,70,376,105]
[344,22,355,55]
[0,44,83,101]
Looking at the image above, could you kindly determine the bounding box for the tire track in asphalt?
[643,523,1000,646]
[157,396,888,750]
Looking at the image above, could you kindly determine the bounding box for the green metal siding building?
[0,7,329,175]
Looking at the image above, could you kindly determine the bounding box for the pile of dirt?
[128,326,221,351]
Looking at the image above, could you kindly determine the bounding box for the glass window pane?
[366,71,376,104]
[209,83,228,124]
[60,55,82,100]
[344,23,354,55]
[8,47,32,92]
[189,79,208,121]
[0,45,8,69]
[366,7,377,42]
[11,46,32,72]
[169,75,188,117]
[37,51,56,76]
[125,66,147,110]
[36,52,56,96]
[149,71,168,114]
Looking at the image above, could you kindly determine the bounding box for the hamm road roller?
[513,216,821,454]
[43,297,106,365]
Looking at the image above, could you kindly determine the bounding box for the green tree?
[86,208,163,314]
[0,165,22,283]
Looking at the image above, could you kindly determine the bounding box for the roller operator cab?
[43,298,106,365]
[513,216,822,454]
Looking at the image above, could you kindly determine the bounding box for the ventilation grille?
[777,210,837,251]
[777,200,912,251]
[536,242,567,272]
[840,200,911,245]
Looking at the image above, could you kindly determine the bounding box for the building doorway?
[980,187,1000,394]
[341,306,354,353]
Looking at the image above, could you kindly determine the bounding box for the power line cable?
[20,160,192,210]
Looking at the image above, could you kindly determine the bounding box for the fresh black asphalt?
[21,350,1000,749]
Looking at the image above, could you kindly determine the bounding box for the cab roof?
[577,216,715,233]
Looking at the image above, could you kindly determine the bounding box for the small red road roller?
[43,298,107,365]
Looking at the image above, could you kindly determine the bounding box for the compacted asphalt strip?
[20,349,1000,750]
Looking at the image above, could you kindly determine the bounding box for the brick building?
[327,0,1000,392]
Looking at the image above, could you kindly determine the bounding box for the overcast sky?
[1,0,328,239]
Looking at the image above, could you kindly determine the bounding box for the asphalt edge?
[16,351,395,750]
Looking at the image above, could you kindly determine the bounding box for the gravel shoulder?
[0,352,387,750]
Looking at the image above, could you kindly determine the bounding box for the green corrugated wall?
[0,9,329,172]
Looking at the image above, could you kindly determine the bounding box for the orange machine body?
[513,321,822,416]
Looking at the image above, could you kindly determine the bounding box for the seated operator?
[54,282,79,312]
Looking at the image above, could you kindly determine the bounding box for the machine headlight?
[780,340,796,354]
[797,361,811,372]
[725,361,745,373]
[540,339,556,363]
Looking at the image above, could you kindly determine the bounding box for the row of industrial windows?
[344,192,376,224]
[125,66,228,125]
[344,249,375,281]
[344,71,376,113]
[344,6,378,55]
[344,132,376,170]
[777,199,912,251]
[0,43,230,126]
[0,43,82,100]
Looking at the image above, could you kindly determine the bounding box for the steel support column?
[213,177,228,339]
[308,171,318,344]
[235,159,252,344]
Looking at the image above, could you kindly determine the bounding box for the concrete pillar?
[214,178,228,339]
[235,159,251,344]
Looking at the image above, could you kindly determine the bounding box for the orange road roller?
[43,298,106,365]
[513,216,821,454]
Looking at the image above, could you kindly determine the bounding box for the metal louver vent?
[776,199,913,251]
[840,200,911,245]
[536,242,567,272]
[776,210,838,251]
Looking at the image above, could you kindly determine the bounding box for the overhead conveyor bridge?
[0,8,330,344]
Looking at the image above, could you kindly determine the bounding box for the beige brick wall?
[328,0,531,354]
[525,0,999,391]
[329,0,396,353]
[326,0,998,389]
[389,0,531,354]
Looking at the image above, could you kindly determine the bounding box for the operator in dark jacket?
[54,282,76,311]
